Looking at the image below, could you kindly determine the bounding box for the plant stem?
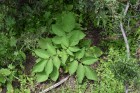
[120,2,130,59]
[120,22,130,59]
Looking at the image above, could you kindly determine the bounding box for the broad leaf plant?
[32,12,102,83]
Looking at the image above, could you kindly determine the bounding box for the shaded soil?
[24,51,36,75]
[85,23,103,46]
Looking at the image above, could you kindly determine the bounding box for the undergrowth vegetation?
[0,0,140,93]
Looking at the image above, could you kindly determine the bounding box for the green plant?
[0,64,16,93]
[0,0,140,92]
[32,12,102,83]
[108,48,140,92]
[93,59,124,93]
[13,74,34,93]
[0,64,33,93]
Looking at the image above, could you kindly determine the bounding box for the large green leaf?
[68,46,80,52]
[19,51,26,60]
[84,66,97,81]
[50,67,59,81]
[0,69,11,76]
[80,39,92,48]
[70,57,74,62]
[35,58,42,63]
[38,38,51,49]
[56,49,61,55]
[92,46,103,57]
[45,58,53,75]
[61,44,67,49]
[81,57,98,65]
[66,49,74,56]
[86,47,102,57]
[52,36,62,44]
[0,76,6,83]
[77,64,85,83]
[62,12,75,32]
[53,56,61,69]
[69,30,86,46]
[75,48,85,59]
[61,36,69,47]
[61,50,68,64]
[46,43,56,55]
[7,82,14,93]
[36,71,49,82]
[69,60,78,75]
[34,49,50,59]
[32,60,48,73]
[52,24,65,36]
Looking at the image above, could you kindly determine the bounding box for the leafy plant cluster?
[33,12,102,83]
[0,1,49,92]
[0,0,140,92]
[93,59,124,93]
[108,48,140,82]
[0,65,15,93]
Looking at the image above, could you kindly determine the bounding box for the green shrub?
[32,12,102,83]
[93,59,124,93]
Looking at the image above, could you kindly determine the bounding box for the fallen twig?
[120,2,130,93]
[120,22,130,59]
[124,2,130,16]
[39,75,70,93]
[120,2,130,59]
